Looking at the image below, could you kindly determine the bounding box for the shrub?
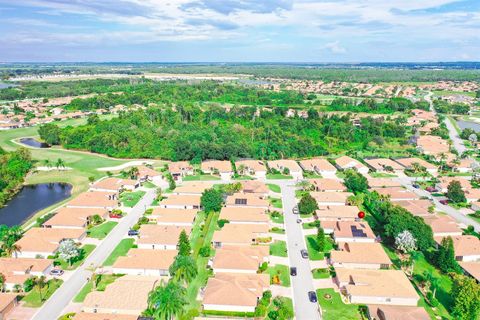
[199,246,211,257]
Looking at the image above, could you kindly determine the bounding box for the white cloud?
[324,41,346,54]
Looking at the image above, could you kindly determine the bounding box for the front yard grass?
[266,173,292,180]
[267,183,281,193]
[183,174,221,181]
[87,221,118,239]
[270,227,285,234]
[312,268,331,279]
[270,240,288,257]
[120,190,146,207]
[103,238,135,266]
[266,264,291,287]
[270,212,284,224]
[23,279,64,308]
[55,244,96,270]
[73,274,124,303]
[316,288,363,320]
[305,235,334,261]
[369,172,397,178]
[268,197,283,209]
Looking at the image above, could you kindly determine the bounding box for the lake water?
[0,183,72,226]
[0,82,16,89]
[457,120,480,132]
[19,138,50,148]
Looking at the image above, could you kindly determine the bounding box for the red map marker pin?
[358,211,365,219]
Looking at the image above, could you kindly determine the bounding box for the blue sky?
[0,0,479,62]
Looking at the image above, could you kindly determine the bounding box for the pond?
[0,183,72,226]
[0,82,17,89]
[457,120,480,133]
[19,138,50,148]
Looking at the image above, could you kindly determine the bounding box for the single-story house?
[335,269,419,306]
[459,261,480,282]
[137,225,191,250]
[219,207,269,225]
[298,158,337,177]
[236,160,267,179]
[201,160,233,180]
[335,156,369,174]
[423,215,462,237]
[364,158,404,173]
[212,223,270,248]
[330,242,392,270]
[203,273,270,313]
[239,180,270,198]
[73,313,138,320]
[367,305,430,320]
[90,177,139,193]
[171,182,213,196]
[268,160,303,180]
[43,207,109,229]
[168,161,194,182]
[315,205,360,221]
[370,187,419,202]
[67,191,118,210]
[148,208,197,226]
[225,193,270,209]
[436,177,471,193]
[112,249,177,276]
[0,293,18,320]
[394,157,438,175]
[311,191,353,206]
[464,188,480,203]
[310,178,346,192]
[0,258,53,290]
[137,165,162,183]
[435,235,480,262]
[158,195,201,210]
[395,200,433,217]
[367,178,402,188]
[333,221,376,243]
[452,158,476,173]
[211,245,269,274]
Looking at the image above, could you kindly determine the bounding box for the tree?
[33,276,47,301]
[88,176,95,183]
[147,280,187,320]
[343,169,368,193]
[57,239,80,266]
[451,274,480,320]
[436,236,460,273]
[346,194,364,206]
[446,180,466,203]
[200,188,224,213]
[169,255,198,285]
[177,230,191,256]
[394,230,417,253]
[38,123,61,145]
[128,167,139,179]
[55,158,65,170]
[298,193,318,215]
[0,273,5,292]
[316,225,325,252]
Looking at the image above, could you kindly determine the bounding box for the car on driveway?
[50,269,64,276]
[128,229,139,236]
[290,267,297,276]
[109,212,123,219]
[439,199,449,205]
[300,249,309,259]
[296,218,302,224]
[308,291,318,303]
[426,186,438,192]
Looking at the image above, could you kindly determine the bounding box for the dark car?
[290,267,297,276]
[308,291,318,303]
[50,269,64,276]
[426,186,438,192]
[300,249,309,259]
[296,218,302,224]
[412,184,420,189]
[128,229,139,236]
[439,199,449,205]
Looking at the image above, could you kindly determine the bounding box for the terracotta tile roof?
[364,158,404,171]
[212,223,269,245]
[159,195,201,207]
[394,158,436,170]
[203,273,270,308]
[137,165,161,178]
[168,161,193,174]
[299,158,336,172]
[173,182,213,195]
[212,245,269,271]
[16,228,85,253]
[450,235,480,257]
[311,192,353,204]
[316,206,359,220]
[331,242,391,266]
[92,178,138,191]
[225,193,270,207]
[113,249,177,270]
[334,221,376,240]
[416,136,449,155]
[0,293,17,313]
[395,200,432,216]
[367,305,430,320]
[423,215,462,235]
[149,208,197,225]
[268,160,302,173]
[73,313,138,320]
[137,225,191,247]
[371,187,419,201]
[44,207,109,228]
[67,191,118,208]
[240,180,269,195]
[310,178,345,191]
[367,178,402,188]
[219,207,269,223]
[236,160,267,172]
[335,156,368,171]
[201,160,232,173]
[459,262,480,282]
[0,258,52,284]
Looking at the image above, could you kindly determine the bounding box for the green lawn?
[270,240,288,257]
[433,90,476,98]
[142,181,156,188]
[270,227,285,234]
[303,172,323,178]
[468,213,480,223]
[266,264,291,287]
[183,174,221,181]
[316,288,363,320]
[120,190,146,207]
[267,183,281,193]
[312,268,331,279]
[266,297,294,320]
[23,279,64,308]
[55,244,96,270]
[269,197,283,209]
[270,213,284,224]
[103,238,135,266]
[303,222,319,229]
[87,221,118,239]
[266,173,292,180]
[369,172,397,178]
[305,235,334,261]
[73,274,124,303]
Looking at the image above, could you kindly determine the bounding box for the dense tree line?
[433,99,470,115]
[0,147,33,206]
[39,105,408,160]
[327,97,427,114]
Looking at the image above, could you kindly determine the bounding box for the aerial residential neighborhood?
[1,1,480,320]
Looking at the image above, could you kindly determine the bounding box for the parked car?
[290,267,297,276]
[426,186,438,192]
[292,207,299,214]
[50,269,64,276]
[301,249,309,259]
[128,229,139,236]
[412,184,420,189]
[439,199,449,205]
[296,219,302,224]
[308,291,318,303]
[109,212,123,219]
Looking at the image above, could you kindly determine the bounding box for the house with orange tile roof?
[90,177,139,192]
[335,269,419,306]
[423,215,462,237]
[310,178,346,192]
[395,200,433,217]
[459,261,480,282]
[268,160,303,180]
[212,223,269,248]
[225,193,270,209]
[171,182,213,196]
[67,191,118,210]
[137,165,162,183]
[15,228,86,258]
[73,313,138,320]
[364,158,404,173]
[236,160,267,179]
[210,245,269,274]
[43,207,109,229]
[82,275,162,315]
[299,158,337,177]
[148,208,197,226]
[168,161,194,182]
[202,273,270,312]
[311,191,353,206]
[219,207,269,225]
[137,225,191,250]
[333,221,376,243]
[451,158,476,173]
[416,135,449,156]
[367,305,430,320]
[201,160,233,180]
[335,156,369,174]
[371,187,419,201]
[112,249,177,276]
[239,180,270,198]
[158,194,201,210]
[366,177,402,188]
[315,206,359,221]
[394,157,437,174]
[0,293,18,320]
[436,177,471,193]
[0,258,52,290]
[442,235,480,262]
[330,242,391,270]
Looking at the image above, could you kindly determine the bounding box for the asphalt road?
[31,189,156,320]
[444,116,467,155]
[278,181,322,320]
[397,176,480,232]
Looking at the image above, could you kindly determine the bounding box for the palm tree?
[147,280,187,320]
[55,158,65,170]
[2,243,21,258]
[128,167,139,179]
[43,159,51,169]
[0,273,5,292]
[34,276,47,301]
[169,255,197,285]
